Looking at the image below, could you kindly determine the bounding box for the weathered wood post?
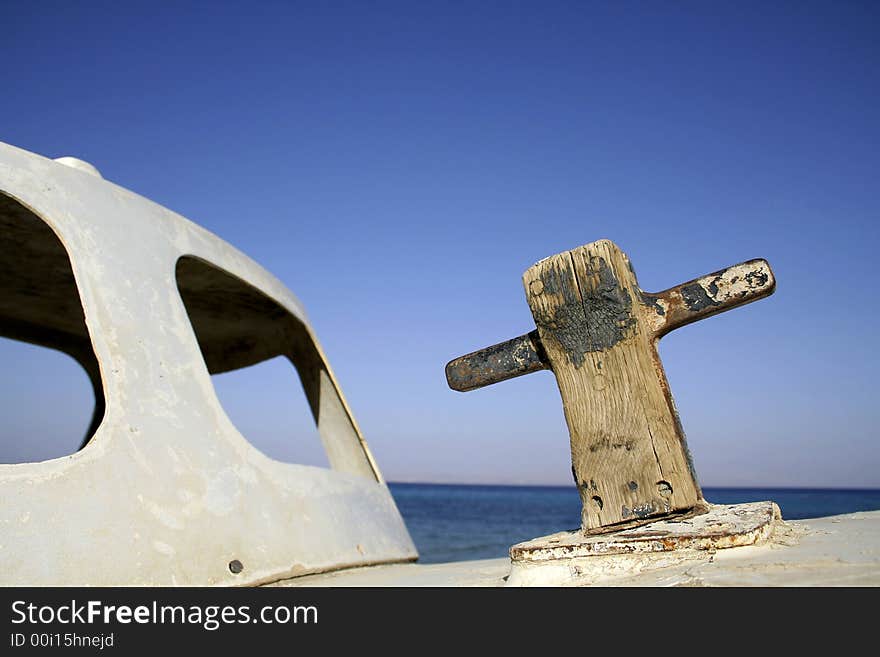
[447,239,775,533]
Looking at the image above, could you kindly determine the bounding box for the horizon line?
[386,481,880,492]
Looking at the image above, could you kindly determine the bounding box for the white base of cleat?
[507,501,781,586]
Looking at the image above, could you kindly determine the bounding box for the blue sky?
[1,1,877,487]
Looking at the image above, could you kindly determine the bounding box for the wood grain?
[523,240,701,531]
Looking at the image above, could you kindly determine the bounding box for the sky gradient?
[1,1,877,487]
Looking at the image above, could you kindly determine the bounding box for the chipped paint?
[445,330,547,392]
[645,259,776,338]
[511,501,781,562]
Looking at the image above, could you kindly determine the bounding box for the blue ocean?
[388,483,880,564]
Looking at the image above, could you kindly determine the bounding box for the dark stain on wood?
[622,502,658,520]
[580,256,637,355]
[588,436,635,452]
[532,256,636,367]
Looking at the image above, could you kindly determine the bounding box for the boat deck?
[269,510,880,586]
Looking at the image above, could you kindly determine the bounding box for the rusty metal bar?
[642,258,776,338]
[445,330,548,392]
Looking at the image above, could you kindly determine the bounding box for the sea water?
[388,483,880,564]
